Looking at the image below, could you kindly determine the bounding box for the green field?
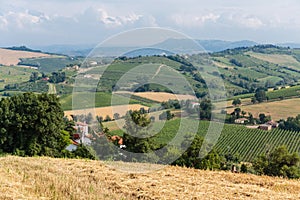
[0,66,37,90]
[18,57,82,73]
[60,92,147,110]
[267,85,300,99]
[110,119,300,162]
[248,52,300,71]
[229,85,300,101]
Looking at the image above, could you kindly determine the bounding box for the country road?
[48,83,57,94]
[151,64,166,79]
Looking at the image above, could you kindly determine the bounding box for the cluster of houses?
[66,121,92,151]
[234,118,279,131]
[66,121,126,151]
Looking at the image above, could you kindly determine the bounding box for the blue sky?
[1,0,300,46]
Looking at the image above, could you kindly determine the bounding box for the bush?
[253,146,300,178]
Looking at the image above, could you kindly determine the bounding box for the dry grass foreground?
[226,98,300,120]
[0,156,299,200]
[64,104,148,119]
[134,92,197,102]
[0,48,53,66]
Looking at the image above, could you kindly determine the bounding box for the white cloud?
[0,10,49,29]
[0,16,8,29]
[1,0,300,45]
[96,8,142,27]
[196,13,220,23]
[172,13,220,27]
[235,15,264,29]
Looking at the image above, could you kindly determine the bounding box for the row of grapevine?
[213,123,300,162]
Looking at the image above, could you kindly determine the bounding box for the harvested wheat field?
[64,104,148,119]
[226,98,300,120]
[134,92,197,102]
[0,48,53,66]
[0,156,299,200]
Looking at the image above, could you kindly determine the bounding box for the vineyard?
[229,84,300,101]
[267,85,300,100]
[214,124,300,162]
[111,119,300,162]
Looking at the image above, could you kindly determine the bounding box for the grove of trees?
[253,146,300,178]
[0,92,92,158]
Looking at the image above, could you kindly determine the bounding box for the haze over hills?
[30,39,259,56]
[28,39,300,57]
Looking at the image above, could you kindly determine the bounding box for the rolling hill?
[3,44,300,115]
[0,156,299,199]
[0,48,53,66]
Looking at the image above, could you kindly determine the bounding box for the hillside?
[2,45,300,100]
[0,48,53,66]
[0,156,299,200]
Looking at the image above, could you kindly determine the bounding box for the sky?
[1,0,300,46]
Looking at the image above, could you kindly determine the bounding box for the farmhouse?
[74,121,88,135]
[191,102,200,108]
[258,124,272,131]
[266,120,279,128]
[234,118,248,124]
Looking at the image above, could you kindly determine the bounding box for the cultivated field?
[212,60,234,69]
[226,98,300,120]
[134,92,197,102]
[247,52,300,71]
[0,156,299,199]
[0,48,53,66]
[64,104,148,119]
[0,66,37,90]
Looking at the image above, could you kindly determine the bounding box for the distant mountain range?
[29,39,300,57]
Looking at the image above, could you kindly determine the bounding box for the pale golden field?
[64,104,148,119]
[0,48,54,66]
[212,60,234,69]
[226,98,300,120]
[134,92,197,102]
[0,156,299,199]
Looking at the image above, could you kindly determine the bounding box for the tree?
[49,72,66,83]
[234,107,241,118]
[86,113,93,124]
[122,110,153,154]
[248,112,255,124]
[253,146,300,178]
[29,72,39,82]
[199,99,212,120]
[173,134,204,168]
[0,93,70,157]
[279,114,300,131]
[259,113,271,124]
[241,111,247,117]
[173,134,225,170]
[241,163,248,173]
[254,89,267,103]
[232,99,241,106]
[159,110,174,120]
[113,113,120,120]
[104,115,112,122]
[96,116,103,123]
[229,58,242,67]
